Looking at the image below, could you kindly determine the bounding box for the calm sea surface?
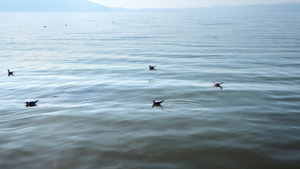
[0,11,300,169]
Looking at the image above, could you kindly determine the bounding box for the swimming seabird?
[152,100,164,106]
[26,100,38,107]
[212,82,223,89]
[7,69,14,76]
[152,100,164,109]
[149,65,156,71]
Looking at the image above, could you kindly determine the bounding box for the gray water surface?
[1,12,300,169]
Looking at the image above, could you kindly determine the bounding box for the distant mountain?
[0,0,299,12]
[0,0,109,12]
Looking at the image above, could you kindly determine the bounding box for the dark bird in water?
[212,82,223,89]
[152,100,164,109]
[7,69,14,76]
[152,100,164,106]
[26,100,38,107]
[149,65,156,71]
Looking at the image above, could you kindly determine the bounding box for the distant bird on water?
[212,82,223,89]
[149,65,156,71]
[7,69,14,76]
[26,100,38,107]
[152,100,164,106]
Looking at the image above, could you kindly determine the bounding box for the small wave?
[163,99,203,112]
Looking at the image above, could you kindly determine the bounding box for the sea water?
[0,11,300,169]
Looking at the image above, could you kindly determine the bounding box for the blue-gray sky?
[90,0,300,9]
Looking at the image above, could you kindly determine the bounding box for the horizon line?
[90,1,300,10]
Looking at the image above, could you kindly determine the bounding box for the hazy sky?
[90,0,300,9]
